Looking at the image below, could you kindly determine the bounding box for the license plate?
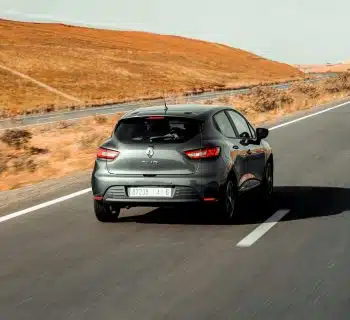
[128,187,172,198]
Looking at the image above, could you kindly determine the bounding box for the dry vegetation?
[204,72,350,124]
[0,113,123,190]
[0,19,303,117]
[1,73,349,191]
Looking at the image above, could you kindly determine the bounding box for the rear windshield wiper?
[149,133,179,142]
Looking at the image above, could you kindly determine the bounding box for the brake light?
[96,147,119,160]
[146,116,164,120]
[184,147,220,159]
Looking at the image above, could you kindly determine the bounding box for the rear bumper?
[92,172,222,207]
[102,198,204,208]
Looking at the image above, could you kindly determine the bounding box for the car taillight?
[96,147,119,160]
[184,147,220,159]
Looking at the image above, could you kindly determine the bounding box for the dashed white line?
[233,99,350,246]
[236,210,290,247]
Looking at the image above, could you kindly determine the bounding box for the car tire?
[94,200,120,222]
[217,178,237,222]
[259,160,274,202]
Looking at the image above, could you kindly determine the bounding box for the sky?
[1,0,349,64]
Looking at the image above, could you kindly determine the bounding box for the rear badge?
[146,147,154,158]
[141,160,158,165]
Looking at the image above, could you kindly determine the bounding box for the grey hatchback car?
[91,104,273,222]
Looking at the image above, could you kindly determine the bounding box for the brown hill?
[295,63,350,73]
[0,19,304,116]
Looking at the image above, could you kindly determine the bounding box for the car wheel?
[218,178,237,222]
[94,200,120,222]
[260,160,274,201]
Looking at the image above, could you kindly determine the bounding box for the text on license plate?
[128,187,172,198]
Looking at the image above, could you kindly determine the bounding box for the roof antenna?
[163,92,168,113]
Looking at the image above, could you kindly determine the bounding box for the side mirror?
[239,131,251,145]
[256,127,269,141]
[239,132,250,139]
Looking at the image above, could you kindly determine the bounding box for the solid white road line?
[268,100,350,130]
[0,99,349,225]
[236,210,290,247]
[0,64,82,103]
[0,188,91,224]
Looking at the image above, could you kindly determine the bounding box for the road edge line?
[0,188,91,223]
[269,100,350,130]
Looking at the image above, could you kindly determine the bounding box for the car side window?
[213,111,236,138]
[226,110,252,138]
[248,122,256,139]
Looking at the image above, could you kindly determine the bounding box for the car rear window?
[115,116,201,143]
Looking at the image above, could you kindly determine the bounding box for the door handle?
[232,145,239,150]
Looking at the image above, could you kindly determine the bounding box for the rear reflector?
[97,147,119,160]
[184,147,220,159]
[203,197,217,201]
[93,196,104,201]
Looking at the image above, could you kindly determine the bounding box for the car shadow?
[117,186,350,226]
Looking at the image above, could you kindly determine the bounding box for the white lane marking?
[0,99,349,225]
[236,210,290,247]
[0,64,82,103]
[234,99,350,246]
[0,188,91,223]
[269,100,350,130]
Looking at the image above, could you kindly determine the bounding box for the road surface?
[0,99,349,319]
[0,74,334,130]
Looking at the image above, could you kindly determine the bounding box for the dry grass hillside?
[0,18,303,117]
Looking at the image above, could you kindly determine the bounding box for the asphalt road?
[1,99,350,319]
[0,74,334,130]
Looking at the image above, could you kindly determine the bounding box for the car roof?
[121,104,231,120]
